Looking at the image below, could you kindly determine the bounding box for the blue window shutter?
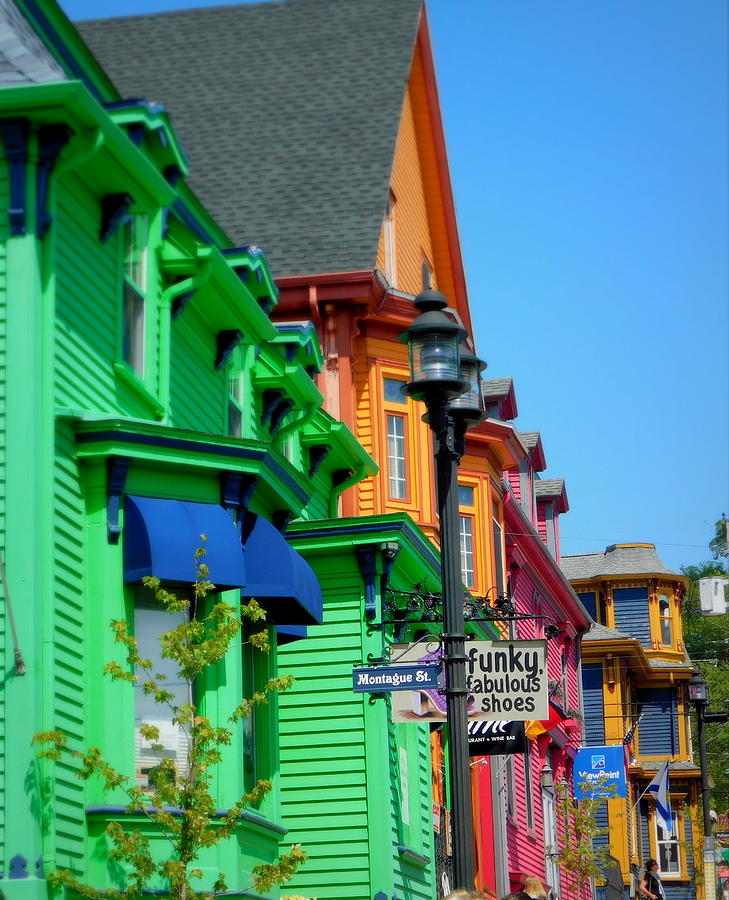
[637,687,679,755]
[582,663,605,744]
[613,587,651,647]
[593,800,609,849]
[577,591,597,620]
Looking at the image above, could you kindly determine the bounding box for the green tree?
[35,545,312,900]
[555,780,614,892]
[709,515,729,562]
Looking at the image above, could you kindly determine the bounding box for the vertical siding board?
[168,315,225,433]
[0,162,7,862]
[636,688,679,756]
[613,587,651,647]
[582,663,606,745]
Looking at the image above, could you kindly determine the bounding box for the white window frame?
[122,214,148,377]
[655,809,681,875]
[386,413,407,500]
[459,514,475,588]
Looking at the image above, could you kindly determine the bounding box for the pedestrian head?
[446,891,486,900]
[523,877,547,899]
[645,859,658,872]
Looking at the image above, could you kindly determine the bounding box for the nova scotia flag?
[646,761,672,834]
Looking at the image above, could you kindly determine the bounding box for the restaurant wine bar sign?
[468,720,526,756]
[390,639,548,723]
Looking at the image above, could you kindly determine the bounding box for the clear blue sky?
[62,0,729,572]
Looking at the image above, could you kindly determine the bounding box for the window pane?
[242,639,256,791]
[124,215,147,290]
[460,516,474,587]
[123,283,145,376]
[228,399,242,437]
[458,485,474,507]
[383,378,407,404]
[660,617,673,645]
[387,414,407,499]
[135,600,188,790]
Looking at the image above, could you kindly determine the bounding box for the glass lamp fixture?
[399,289,467,402]
[688,671,709,705]
[449,344,486,427]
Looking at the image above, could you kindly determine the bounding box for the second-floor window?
[122,214,148,377]
[492,501,506,597]
[458,484,476,588]
[658,593,673,646]
[655,810,680,874]
[384,377,408,501]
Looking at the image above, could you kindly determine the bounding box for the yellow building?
[562,544,702,900]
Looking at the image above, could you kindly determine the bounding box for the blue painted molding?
[171,197,218,245]
[214,330,244,371]
[36,123,73,239]
[307,443,331,479]
[107,455,132,544]
[76,427,309,506]
[0,118,30,235]
[162,164,182,237]
[269,397,293,435]
[100,193,133,243]
[9,855,28,879]
[356,544,378,620]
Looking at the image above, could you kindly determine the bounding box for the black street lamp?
[688,671,716,900]
[400,289,485,892]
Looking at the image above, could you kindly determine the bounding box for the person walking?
[639,859,666,900]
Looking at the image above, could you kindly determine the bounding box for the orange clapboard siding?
[375,42,458,303]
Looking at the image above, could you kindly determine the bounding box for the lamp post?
[399,289,485,892]
[688,671,716,900]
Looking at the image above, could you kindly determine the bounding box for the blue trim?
[85,805,287,835]
[75,428,309,506]
[36,123,73,239]
[171,197,219,245]
[0,118,29,235]
[8,855,28,879]
[356,545,378,619]
[215,330,243,371]
[104,98,168,115]
[107,455,132,544]
[20,0,105,102]
[124,495,245,590]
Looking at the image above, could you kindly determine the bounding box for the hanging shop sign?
[389,639,548,723]
[573,745,627,799]
[352,663,441,693]
[468,719,526,756]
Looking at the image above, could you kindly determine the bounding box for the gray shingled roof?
[482,377,513,398]
[519,431,540,449]
[77,0,423,277]
[535,479,564,499]
[583,622,634,642]
[561,544,680,580]
[0,0,65,83]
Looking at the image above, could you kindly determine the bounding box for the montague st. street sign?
[352,664,441,693]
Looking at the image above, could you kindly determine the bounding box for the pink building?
[476,380,592,900]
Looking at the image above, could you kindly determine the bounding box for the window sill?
[114,361,165,420]
[397,845,430,868]
[86,805,287,836]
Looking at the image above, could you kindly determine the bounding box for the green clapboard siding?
[0,162,7,864]
[168,313,226,433]
[53,421,87,872]
[54,178,120,414]
[278,562,372,899]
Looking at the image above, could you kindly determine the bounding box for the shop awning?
[241,515,322,626]
[124,495,246,591]
[277,624,308,644]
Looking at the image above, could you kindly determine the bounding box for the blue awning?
[277,624,308,644]
[124,495,246,591]
[241,515,322,626]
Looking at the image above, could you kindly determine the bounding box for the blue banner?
[574,745,627,799]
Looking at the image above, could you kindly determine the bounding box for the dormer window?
[122,214,148,377]
[228,347,245,437]
[658,593,673,646]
